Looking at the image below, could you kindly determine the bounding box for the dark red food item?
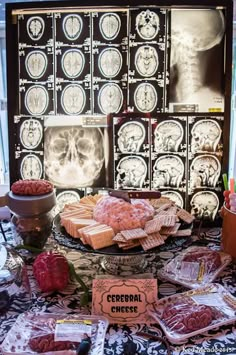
[162,301,214,334]
[33,251,69,292]
[182,249,221,273]
[29,333,79,352]
[11,179,54,196]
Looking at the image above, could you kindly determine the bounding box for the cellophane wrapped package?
[1,312,109,355]
[158,246,231,288]
[150,283,236,343]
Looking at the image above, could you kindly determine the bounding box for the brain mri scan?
[152,155,184,188]
[161,191,184,208]
[190,191,219,220]
[98,83,123,114]
[117,121,146,153]
[99,13,121,40]
[20,154,42,180]
[154,120,183,153]
[25,51,47,79]
[191,120,222,154]
[63,14,83,40]
[135,46,159,77]
[134,83,157,112]
[170,10,225,108]
[24,85,49,115]
[135,10,160,40]
[61,84,86,115]
[98,48,122,78]
[190,155,221,189]
[61,49,85,78]
[27,16,45,41]
[116,156,147,189]
[44,126,105,188]
[20,118,43,149]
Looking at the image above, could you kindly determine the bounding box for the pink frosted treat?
[93,196,154,233]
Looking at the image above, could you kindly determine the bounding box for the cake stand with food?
[53,190,194,274]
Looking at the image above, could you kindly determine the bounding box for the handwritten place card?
[92,279,157,324]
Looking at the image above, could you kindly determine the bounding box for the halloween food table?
[0,222,236,355]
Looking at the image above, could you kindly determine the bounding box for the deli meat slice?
[182,249,221,272]
[93,196,154,233]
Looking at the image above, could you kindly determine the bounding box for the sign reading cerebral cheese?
[92,279,158,324]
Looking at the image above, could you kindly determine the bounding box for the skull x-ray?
[98,48,122,78]
[61,49,85,78]
[115,156,148,189]
[152,155,184,188]
[190,191,219,220]
[170,9,225,112]
[62,14,83,41]
[116,121,146,153]
[134,83,157,112]
[25,51,47,79]
[135,10,160,40]
[153,120,184,153]
[135,46,159,77]
[61,84,86,115]
[161,190,184,208]
[27,16,45,41]
[20,154,43,180]
[24,85,49,115]
[99,13,121,40]
[19,118,43,150]
[190,119,222,154]
[190,155,221,189]
[98,83,123,114]
[44,123,108,188]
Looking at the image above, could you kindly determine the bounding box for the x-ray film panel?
[151,116,187,155]
[44,124,109,188]
[18,14,53,47]
[93,11,128,44]
[56,48,89,80]
[188,154,222,194]
[187,190,223,221]
[113,116,149,154]
[160,190,185,209]
[114,154,150,190]
[93,47,127,81]
[129,82,163,113]
[56,83,89,115]
[151,154,186,190]
[18,153,43,180]
[16,116,44,151]
[95,83,125,115]
[20,83,54,116]
[130,8,167,43]
[168,9,225,113]
[55,13,90,46]
[188,116,223,158]
[19,48,53,82]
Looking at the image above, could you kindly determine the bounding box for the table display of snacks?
[150,283,236,344]
[1,312,109,354]
[158,246,232,288]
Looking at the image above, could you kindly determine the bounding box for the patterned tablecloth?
[0,223,236,355]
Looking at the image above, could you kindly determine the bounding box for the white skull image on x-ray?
[27,16,45,41]
[191,120,221,154]
[98,83,123,114]
[61,84,86,115]
[161,191,184,209]
[136,10,160,40]
[116,156,147,189]
[98,48,122,78]
[190,155,221,189]
[25,51,47,79]
[61,49,85,78]
[20,118,43,149]
[117,121,145,153]
[20,154,42,180]
[170,10,225,111]
[135,46,159,77]
[25,85,49,115]
[63,14,83,41]
[153,156,184,188]
[44,126,105,188]
[99,13,121,40]
[134,83,157,113]
[190,191,219,220]
[154,120,183,153]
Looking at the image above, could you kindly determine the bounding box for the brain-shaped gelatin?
[11,179,53,196]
